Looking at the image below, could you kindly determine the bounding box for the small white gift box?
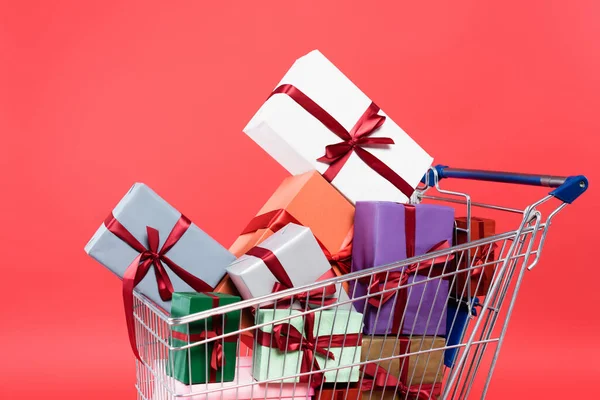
[226,223,353,310]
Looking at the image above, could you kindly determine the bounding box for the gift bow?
[271,276,338,309]
[241,209,355,276]
[246,246,338,309]
[468,243,498,278]
[256,313,362,387]
[270,84,415,198]
[171,316,231,376]
[324,245,353,275]
[362,240,453,309]
[240,209,301,236]
[198,318,225,371]
[360,363,439,400]
[323,227,354,275]
[104,213,213,360]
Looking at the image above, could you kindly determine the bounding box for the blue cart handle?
[422,165,588,204]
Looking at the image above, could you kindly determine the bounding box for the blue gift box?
[85,183,235,312]
[444,296,480,367]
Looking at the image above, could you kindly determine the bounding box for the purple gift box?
[350,201,455,335]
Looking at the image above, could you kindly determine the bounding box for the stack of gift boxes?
[85,50,498,400]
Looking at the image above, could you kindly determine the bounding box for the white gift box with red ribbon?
[244,50,433,204]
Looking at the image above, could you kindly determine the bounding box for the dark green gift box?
[167,292,241,384]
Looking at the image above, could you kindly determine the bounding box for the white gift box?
[226,223,353,310]
[244,49,433,204]
[85,183,235,312]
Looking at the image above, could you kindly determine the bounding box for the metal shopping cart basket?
[133,166,588,400]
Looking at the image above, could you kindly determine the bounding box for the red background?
[1,1,598,398]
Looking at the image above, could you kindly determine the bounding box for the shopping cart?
[133,166,588,400]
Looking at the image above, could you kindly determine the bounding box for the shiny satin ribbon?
[323,227,354,275]
[169,294,236,382]
[269,84,415,198]
[361,204,454,333]
[104,213,213,360]
[362,240,453,333]
[241,209,355,277]
[246,246,338,308]
[468,243,498,279]
[360,363,440,400]
[255,313,362,387]
[363,240,453,308]
[240,209,302,236]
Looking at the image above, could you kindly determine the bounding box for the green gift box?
[253,309,363,384]
[167,292,240,384]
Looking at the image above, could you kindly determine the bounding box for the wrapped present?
[216,170,355,311]
[243,50,433,204]
[227,223,353,310]
[454,217,497,297]
[444,297,480,368]
[360,336,445,399]
[84,183,235,358]
[167,292,240,384]
[314,384,361,400]
[153,357,314,399]
[253,309,363,384]
[229,170,354,259]
[351,202,455,335]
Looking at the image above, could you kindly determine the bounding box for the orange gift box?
[453,217,496,297]
[215,170,355,329]
[229,170,355,258]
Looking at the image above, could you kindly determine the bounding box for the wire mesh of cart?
[133,166,588,400]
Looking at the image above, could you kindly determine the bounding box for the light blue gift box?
[85,183,235,312]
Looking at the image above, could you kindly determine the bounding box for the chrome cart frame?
[133,166,588,400]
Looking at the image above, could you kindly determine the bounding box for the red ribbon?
[270,84,415,198]
[256,313,362,387]
[246,246,338,308]
[363,240,453,308]
[360,363,440,400]
[361,205,454,333]
[104,213,213,360]
[170,294,237,382]
[469,243,498,278]
[323,227,354,275]
[241,209,302,236]
[241,209,355,276]
[363,240,453,333]
[324,244,352,275]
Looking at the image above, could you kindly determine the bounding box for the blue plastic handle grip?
[421,165,588,204]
